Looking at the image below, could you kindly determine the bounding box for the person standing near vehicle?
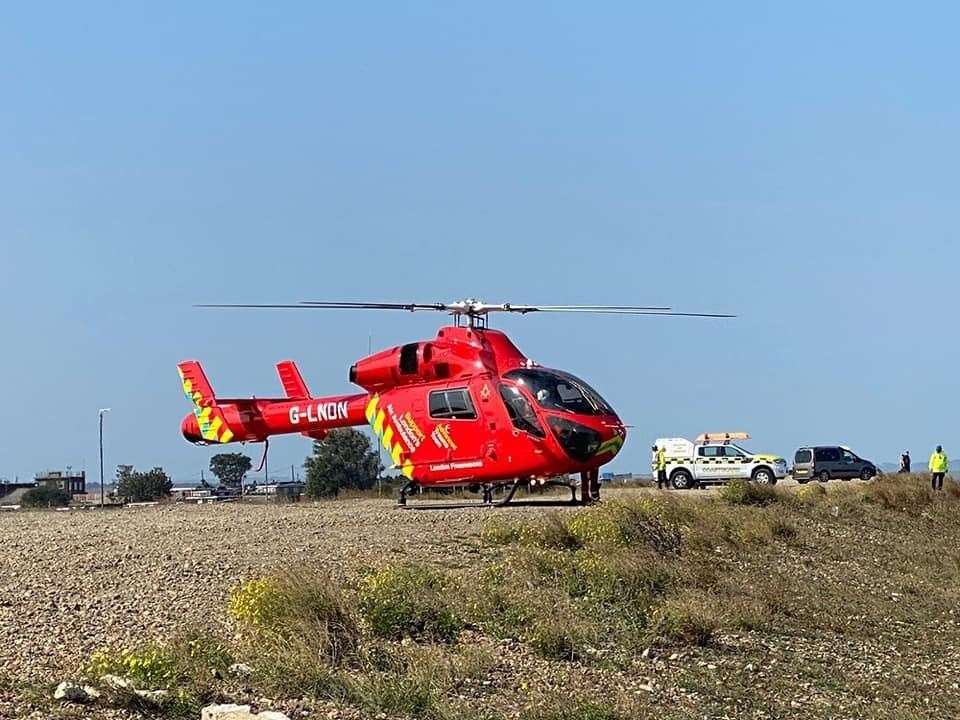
[928,445,948,491]
[652,444,668,489]
[899,450,911,474]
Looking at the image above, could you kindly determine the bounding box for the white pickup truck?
[653,432,789,490]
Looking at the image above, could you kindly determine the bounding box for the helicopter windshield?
[504,369,615,416]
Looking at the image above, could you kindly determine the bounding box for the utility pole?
[370,331,383,498]
[98,409,111,508]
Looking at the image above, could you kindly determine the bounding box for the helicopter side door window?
[428,388,477,420]
[497,385,546,438]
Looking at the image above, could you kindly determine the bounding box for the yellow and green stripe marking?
[366,394,414,479]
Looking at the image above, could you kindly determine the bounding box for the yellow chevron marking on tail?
[382,426,394,451]
[401,459,414,479]
[178,361,238,444]
[205,416,223,442]
[374,409,386,435]
[365,395,379,423]
[391,442,403,466]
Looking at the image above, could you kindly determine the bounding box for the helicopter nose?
[596,417,626,458]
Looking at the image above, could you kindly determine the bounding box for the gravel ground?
[3,483,960,720]
[0,498,553,719]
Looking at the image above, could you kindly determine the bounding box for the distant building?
[0,480,35,502]
[35,470,86,496]
[173,487,217,503]
[250,481,305,501]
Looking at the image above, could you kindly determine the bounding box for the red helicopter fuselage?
[179,325,625,490]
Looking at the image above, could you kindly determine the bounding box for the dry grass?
[55,476,960,719]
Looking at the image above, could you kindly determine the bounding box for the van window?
[795,449,813,464]
[429,388,476,420]
[842,450,856,461]
[815,447,841,462]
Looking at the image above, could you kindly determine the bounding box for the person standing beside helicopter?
[929,445,949,491]
[652,444,668,489]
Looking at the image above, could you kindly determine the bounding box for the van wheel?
[752,467,775,485]
[670,469,694,490]
[860,467,874,481]
[818,470,830,483]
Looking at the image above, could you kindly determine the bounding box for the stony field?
[2,480,960,720]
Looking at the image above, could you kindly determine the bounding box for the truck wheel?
[670,469,694,490]
[818,470,830,483]
[752,467,775,485]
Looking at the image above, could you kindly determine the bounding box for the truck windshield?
[504,369,614,416]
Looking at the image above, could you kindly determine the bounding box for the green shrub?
[796,483,827,503]
[344,645,491,720]
[718,479,780,506]
[86,645,180,688]
[481,520,520,545]
[169,630,235,678]
[229,570,360,669]
[573,549,672,606]
[21,485,70,508]
[650,594,718,646]
[487,501,683,555]
[528,620,583,661]
[517,512,583,549]
[465,564,538,639]
[860,476,940,513]
[568,500,682,554]
[358,564,463,643]
[521,699,632,720]
[83,632,233,716]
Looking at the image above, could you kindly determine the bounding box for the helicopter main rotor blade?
[299,301,448,311]
[196,302,448,311]
[476,303,672,314]
[196,301,734,318]
[518,308,736,318]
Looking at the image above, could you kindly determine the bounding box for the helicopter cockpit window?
[429,388,477,420]
[497,385,546,438]
[504,369,614,416]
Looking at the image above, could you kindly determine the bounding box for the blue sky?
[1,2,957,483]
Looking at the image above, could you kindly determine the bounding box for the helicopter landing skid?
[397,477,597,510]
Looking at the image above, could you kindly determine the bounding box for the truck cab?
[654,432,788,490]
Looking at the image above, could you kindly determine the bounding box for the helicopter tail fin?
[276,360,311,399]
[178,360,238,444]
[177,360,218,408]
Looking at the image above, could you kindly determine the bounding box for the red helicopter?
[178,300,731,506]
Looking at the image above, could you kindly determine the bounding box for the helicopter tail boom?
[178,360,368,445]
